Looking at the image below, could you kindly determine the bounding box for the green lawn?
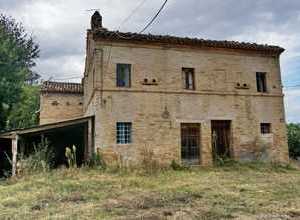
[1,163,300,219]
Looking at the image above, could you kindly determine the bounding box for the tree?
[6,85,40,129]
[287,123,300,159]
[0,14,39,131]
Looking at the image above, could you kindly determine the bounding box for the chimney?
[91,11,102,30]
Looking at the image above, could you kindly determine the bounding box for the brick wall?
[40,93,83,125]
[83,41,289,166]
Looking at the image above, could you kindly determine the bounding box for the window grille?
[116,122,132,144]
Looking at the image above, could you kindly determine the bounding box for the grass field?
[1,162,300,220]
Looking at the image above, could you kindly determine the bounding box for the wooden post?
[84,124,88,160]
[87,119,93,159]
[12,134,18,176]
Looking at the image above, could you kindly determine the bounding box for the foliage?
[2,152,13,178]
[214,156,236,166]
[65,145,77,168]
[18,138,54,174]
[170,160,189,171]
[140,146,161,174]
[0,14,39,131]
[86,152,106,169]
[6,85,40,129]
[287,123,300,159]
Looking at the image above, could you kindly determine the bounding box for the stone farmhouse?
[0,11,289,174]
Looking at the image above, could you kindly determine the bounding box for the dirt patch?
[31,199,49,211]
[103,191,207,219]
[60,192,86,203]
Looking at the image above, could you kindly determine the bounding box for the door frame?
[211,120,232,161]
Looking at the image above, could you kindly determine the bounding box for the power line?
[52,74,82,78]
[139,0,168,33]
[284,85,300,88]
[114,0,168,39]
[52,76,82,80]
[118,0,148,29]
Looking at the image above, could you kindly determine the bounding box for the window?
[260,123,271,134]
[182,68,195,90]
[116,122,132,144]
[117,64,131,87]
[256,72,267,92]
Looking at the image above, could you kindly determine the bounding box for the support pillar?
[201,121,213,166]
[12,134,18,176]
[85,118,94,160]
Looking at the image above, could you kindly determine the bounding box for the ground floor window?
[116,122,132,144]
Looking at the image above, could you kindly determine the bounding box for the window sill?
[261,133,273,136]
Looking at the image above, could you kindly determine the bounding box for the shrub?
[214,156,236,166]
[170,160,189,171]
[65,145,77,168]
[287,123,300,159]
[18,138,54,174]
[140,146,160,174]
[86,152,106,169]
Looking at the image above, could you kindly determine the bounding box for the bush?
[86,152,106,169]
[65,145,77,168]
[140,146,161,174]
[287,123,300,159]
[214,156,236,166]
[170,160,189,171]
[18,138,54,174]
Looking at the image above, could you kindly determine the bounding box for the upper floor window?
[261,123,271,134]
[116,122,132,144]
[256,72,267,92]
[182,68,195,90]
[117,63,131,87]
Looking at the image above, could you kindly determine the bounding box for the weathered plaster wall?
[40,93,83,125]
[83,41,289,165]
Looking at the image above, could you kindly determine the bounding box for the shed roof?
[41,81,83,94]
[0,116,93,139]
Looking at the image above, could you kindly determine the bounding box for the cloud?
[284,88,300,123]
[1,0,300,122]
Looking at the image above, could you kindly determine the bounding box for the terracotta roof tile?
[92,29,284,55]
[41,81,83,94]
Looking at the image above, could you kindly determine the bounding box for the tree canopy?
[0,14,39,131]
[287,123,300,159]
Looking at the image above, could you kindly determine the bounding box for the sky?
[1,0,300,122]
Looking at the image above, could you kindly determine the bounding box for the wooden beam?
[12,135,18,176]
[87,118,94,159]
[84,124,88,160]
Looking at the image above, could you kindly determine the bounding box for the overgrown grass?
[1,162,300,219]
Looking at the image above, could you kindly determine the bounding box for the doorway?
[211,120,231,161]
[181,123,200,165]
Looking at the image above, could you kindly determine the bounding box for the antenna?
[86,8,100,12]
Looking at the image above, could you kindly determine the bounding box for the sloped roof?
[41,81,83,94]
[92,29,284,55]
[0,116,93,138]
